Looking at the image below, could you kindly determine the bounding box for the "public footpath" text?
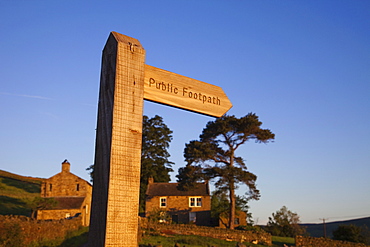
[149,78,221,105]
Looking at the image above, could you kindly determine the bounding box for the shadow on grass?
[58,228,89,247]
[0,176,40,193]
[0,195,30,216]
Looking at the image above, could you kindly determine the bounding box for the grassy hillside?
[302,217,370,238]
[0,169,44,216]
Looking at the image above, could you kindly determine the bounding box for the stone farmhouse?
[145,177,212,226]
[145,178,248,228]
[37,160,92,226]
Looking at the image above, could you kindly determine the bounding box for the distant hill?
[302,217,370,238]
[0,169,44,216]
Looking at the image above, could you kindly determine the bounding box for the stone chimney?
[148,177,154,184]
[62,159,70,173]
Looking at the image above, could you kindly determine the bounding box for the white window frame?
[159,197,167,208]
[189,197,202,207]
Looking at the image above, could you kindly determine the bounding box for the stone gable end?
[37,160,92,226]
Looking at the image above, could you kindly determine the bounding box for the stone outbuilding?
[145,178,212,226]
[217,210,247,228]
[37,160,92,226]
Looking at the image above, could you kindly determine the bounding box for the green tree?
[333,224,367,244]
[265,206,306,237]
[140,115,173,213]
[86,164,94,183]
[86,115,173,213]
[27,196,58,219]
[177,113,274,229]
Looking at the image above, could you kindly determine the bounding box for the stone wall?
[296,235,368,247]
[0,215,82,246]
[140,219,272,246]
[37,208,82,221]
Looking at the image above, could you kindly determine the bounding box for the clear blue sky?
[1,1,369,224]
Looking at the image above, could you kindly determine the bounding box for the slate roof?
[50,197,85,209]
[146,182,210,197]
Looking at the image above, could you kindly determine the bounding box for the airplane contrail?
[0,92,53,100]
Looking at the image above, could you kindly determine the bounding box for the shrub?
[0,221,24,247]
[333,224,368,244]
[147,208,172,224]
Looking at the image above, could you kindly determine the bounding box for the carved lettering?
[149,78,221,106]
[149,78,179,95]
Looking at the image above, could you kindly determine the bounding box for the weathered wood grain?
[144,65,232,117]
[88,31,145,247]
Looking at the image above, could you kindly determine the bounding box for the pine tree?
[177,113,274,229]
[140,115,173,212]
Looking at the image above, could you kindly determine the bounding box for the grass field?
[58,227,89,247]
[0,170,43,216]
[140,234,268,247]
[139,234,295,247]
[272,236,295,246]
[9,232,293,247]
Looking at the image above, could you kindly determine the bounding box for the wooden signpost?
[88,31,232,247]
[144,65,232,117]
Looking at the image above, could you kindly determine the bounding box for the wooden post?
[88,32,145,246]
[88,31,232,246]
